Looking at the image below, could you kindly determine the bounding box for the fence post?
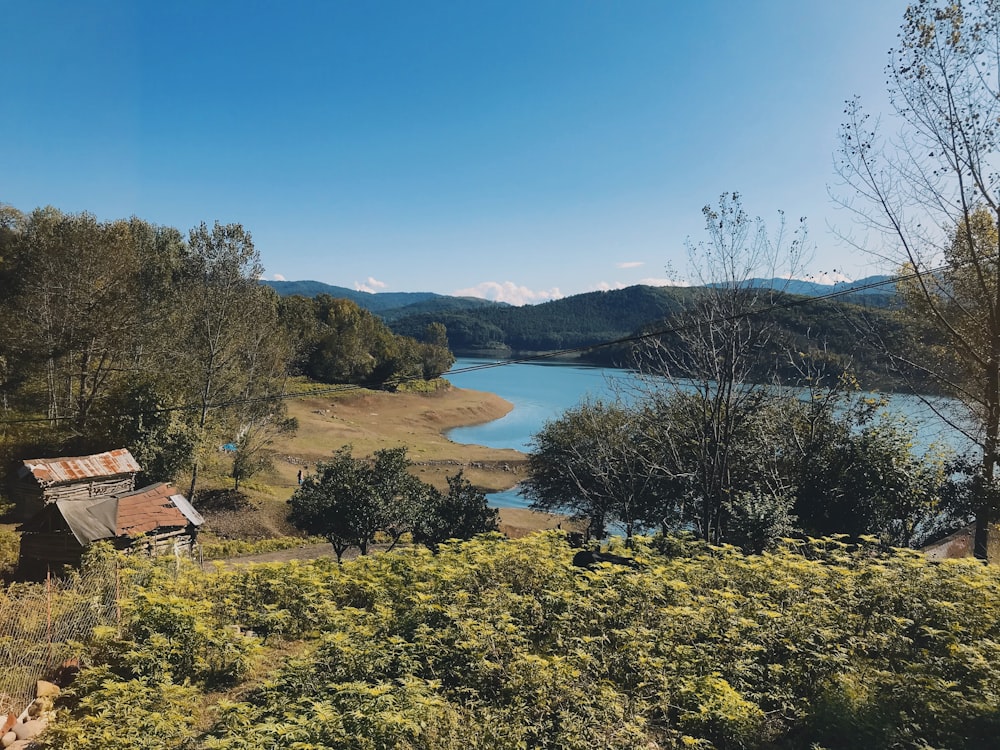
[46,566,52,674]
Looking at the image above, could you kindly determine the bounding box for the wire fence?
[0,559,121,715]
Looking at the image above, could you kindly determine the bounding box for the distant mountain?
[740,275,896,298]
[387,285,699,354]
[262,279,507,317]
[264,275,898,317]
[262,280,444,313]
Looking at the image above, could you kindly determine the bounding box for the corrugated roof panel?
[25,482,196,546]
[170,494,205,526]
[21,449,141,487]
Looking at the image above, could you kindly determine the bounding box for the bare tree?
[635,192,808,545]
[836,0,1000,559]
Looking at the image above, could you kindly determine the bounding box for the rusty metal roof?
[20,449,141,487]
[115,482,195,537]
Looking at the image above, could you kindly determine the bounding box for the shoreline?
[273,382,570,536]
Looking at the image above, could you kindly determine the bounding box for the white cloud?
[616,261,644,269]
[592,281,627,292]
[355,276,388,293]
[639,276,693,287]
[453,281,563,306]
[799,270,854,285]
[272,273,287,281]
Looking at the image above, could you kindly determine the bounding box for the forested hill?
[266,279,911,389]
[261,279,501,315]
[385,284,908,387]
[387,285,701,353]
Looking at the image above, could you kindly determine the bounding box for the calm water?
[444,357,972,510]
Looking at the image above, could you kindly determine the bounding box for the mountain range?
[262,275,894,316]
[262,275,917,389]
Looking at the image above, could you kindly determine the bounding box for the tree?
[177,221,287,500]
[92,377,195,485]
[287,446,425,561]
[418,323,455,380]
[642,389,798,551]
[230,409,297,491]
[287,448,376,563]
[367,446,426,550]
[305,296,398,385]
[632,192,808,545]
[789,390,966,547]
[2,208,142,434]
[836,0,1000,559]
[521,398,668,541]
[412,471,499,551]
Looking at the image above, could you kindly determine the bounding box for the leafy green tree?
[837,0,1000,558]
[288,446,426,561]
[412,471,499,550]
[367,446,426,550]
[305,296,399,384]
[176,221,287,499]
[92,378,195,485]
[522,398,668,541]
[2,208,142,433]
[790,391,966,547]
[287,447,378,562]
[418,322,455,379]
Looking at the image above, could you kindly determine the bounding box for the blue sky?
[3,1,908,304]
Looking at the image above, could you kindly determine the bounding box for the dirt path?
[214,509,578,567]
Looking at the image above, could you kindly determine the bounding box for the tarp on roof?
[19,449,141,487]
[22,483,200,546]
[56,497,118,546]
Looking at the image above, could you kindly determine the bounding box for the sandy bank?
[279,383,524,488]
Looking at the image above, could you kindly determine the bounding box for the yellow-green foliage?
[0,526,20,577]
[45,535,1000,749]
[36,667,202,750]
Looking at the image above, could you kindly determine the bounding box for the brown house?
[11,449,141,520]
[17,482,204,577]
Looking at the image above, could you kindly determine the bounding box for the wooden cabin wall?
[17,533,87,578]
[12,475,137,520]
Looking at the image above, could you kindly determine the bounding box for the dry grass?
[270,382,526,493]
[191,381,569,540]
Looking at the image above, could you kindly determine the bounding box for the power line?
[0,265,938,426]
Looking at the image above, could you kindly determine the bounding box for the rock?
[8,741,34,750]
[1,731,15,748]
[36,680,60,698]
[13,718,46,741]
[26,696,53,718]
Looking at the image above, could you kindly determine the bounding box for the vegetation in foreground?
[30,533,1000,750]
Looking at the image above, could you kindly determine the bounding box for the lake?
[443,357,973,510]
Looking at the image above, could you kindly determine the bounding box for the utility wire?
[0,264,942,426]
